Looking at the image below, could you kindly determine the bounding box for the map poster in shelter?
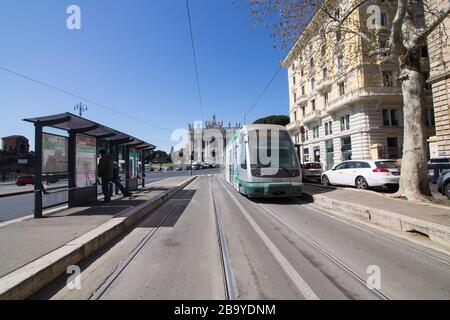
[42,133,68,174]
[76,134,97,187]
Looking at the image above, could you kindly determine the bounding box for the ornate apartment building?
[427,0,450,159]
[283,0,435,170]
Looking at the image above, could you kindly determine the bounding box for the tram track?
[211,176,237,300]
[89,180,202,300]
[217,176,393,300]
[297,201,450,268]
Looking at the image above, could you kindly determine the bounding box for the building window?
[324,121,333,136]
[305,130,309,141]
[293,76,296,86]
[304,148,310,163]
[425,109,435,127]
[336,29,342,42]
[387,137,399,159]
[383,71,394,87]
[294,93,297,103]
[323,67,328,79]
[321,45,326,57]
[337,54,344,70]
[338,82,345,96]
[301,68,304,77]
[423,72,432,90]
[310,58,314,68]
[380,12,388,27]
[341,137,352,161]
[293,111,297,122]
[301,106,306,116]
[301,85,305,96]
[313,126,320,139]
[311,99,316,111]
[311,78,315,90]
[340,115,350,131]
[324,92,329,106]
[383,109,399,126]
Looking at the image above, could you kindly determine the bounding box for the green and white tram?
[225,125,304,198]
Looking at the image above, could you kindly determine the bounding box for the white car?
[321,160,400,191]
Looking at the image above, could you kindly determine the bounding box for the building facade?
[283,0,435,171]
[427,0,450,159]
[187,116,241,165]
[0,135,34,181]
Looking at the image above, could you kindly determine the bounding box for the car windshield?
[376,161,399,169]
[305,163,322,169]
[249,130,299,169]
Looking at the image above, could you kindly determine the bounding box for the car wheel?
[355,176,369,190]
[322,175,331,186]
[445,183,450,200]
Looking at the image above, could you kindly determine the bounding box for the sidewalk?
[0,175,196,299]
[303,184,450,247]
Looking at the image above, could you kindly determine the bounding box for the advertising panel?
[129,149,139,179]
[76,134,97,187]
[42,133,68,173]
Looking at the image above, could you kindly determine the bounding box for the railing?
[303,110,322,124]
[286,121,302,132]
[325,86,402,113]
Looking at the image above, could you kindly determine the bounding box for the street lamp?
[74,102,88,117]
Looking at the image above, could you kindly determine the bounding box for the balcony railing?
[303,110,322,124]
[286,120,302,133]
[316,79,333,94]
[296,95,309,107]
[325,86,402,113]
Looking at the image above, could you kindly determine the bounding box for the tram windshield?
[249,129,299,170]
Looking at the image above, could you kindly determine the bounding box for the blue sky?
[0,0,288,152]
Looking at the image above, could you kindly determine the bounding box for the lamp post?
[74,102,88,117]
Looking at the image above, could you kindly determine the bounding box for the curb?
[0,186,67,199]
[0,176,197,300]
[307,192,450,248]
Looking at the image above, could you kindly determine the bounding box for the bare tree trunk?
[396,52,432,201]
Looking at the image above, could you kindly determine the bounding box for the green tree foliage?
[254,115,291,126]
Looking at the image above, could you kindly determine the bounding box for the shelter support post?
[34,124,43,218]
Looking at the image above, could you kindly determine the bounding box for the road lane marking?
[218,178,319,300]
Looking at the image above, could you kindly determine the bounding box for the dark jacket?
[98,155,114,179]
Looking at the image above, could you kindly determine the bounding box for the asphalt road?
[35,174,450,300]
[0,169,220,223]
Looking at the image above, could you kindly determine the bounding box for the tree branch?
[410,0,450,48]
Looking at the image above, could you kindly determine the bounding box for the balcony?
[303,110,322,124]
[286,120,302,134]
[325,86,402,113]
[296,95,309,107]
[316,79,333,94]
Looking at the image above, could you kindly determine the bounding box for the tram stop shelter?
[24,112,156,218]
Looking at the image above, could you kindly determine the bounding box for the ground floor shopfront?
[289,105,436,171]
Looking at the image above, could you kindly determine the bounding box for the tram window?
[240,145,247,169]
[250,130,298,169]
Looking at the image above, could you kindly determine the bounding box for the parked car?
[301,162,323,182]
[16,175,34,186]
[437,170,450,200]
[428,158,450,183]
[175,166,183,171]
[321,160,400,192]
[165,166,174,171]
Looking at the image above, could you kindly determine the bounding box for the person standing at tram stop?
[113,161,132,197]
[98,149,114,203]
